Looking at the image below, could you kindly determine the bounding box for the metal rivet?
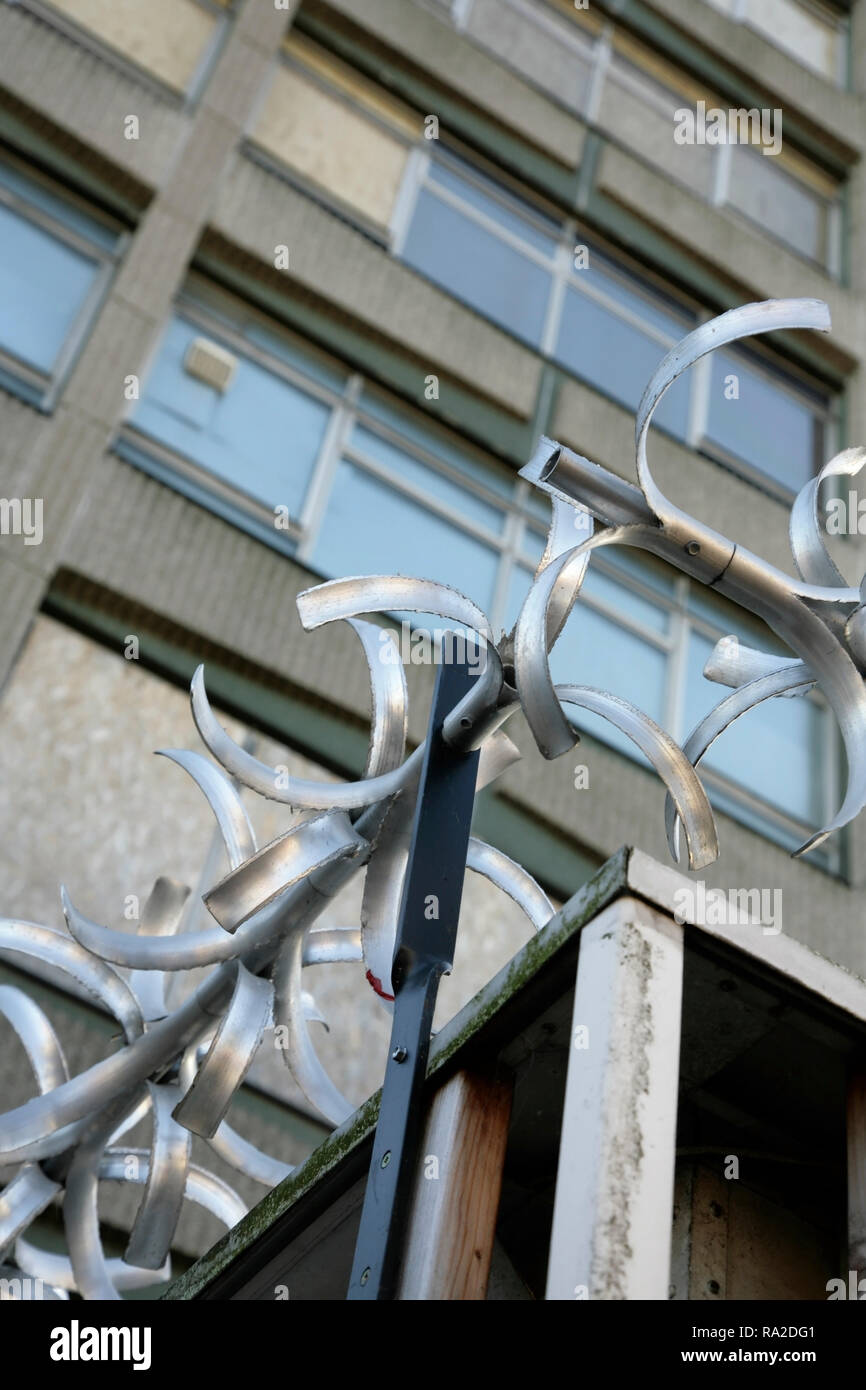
[381,1150,391,1168]
[392,1046,408,1063]
[685,541,701,555]
[360,1267,370,1286]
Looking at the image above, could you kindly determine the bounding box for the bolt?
[392,1046,408,1063]
[360,1267,370,1286]
[381,1150,391,1168]
[685,541,701,556]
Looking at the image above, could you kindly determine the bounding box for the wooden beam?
[397,1068,513,1300]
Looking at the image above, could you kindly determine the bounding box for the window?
[703,0,848,86]
[398,153,836,496]
[0,157,121,407]
[426,0,844,269]
[401,159,560,346]
[703,348,829,494]
[604,34,842,269]
[554,250,694,438]
[117,281,533,626]
[504,539,837,864]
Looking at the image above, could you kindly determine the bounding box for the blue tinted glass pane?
[556,286,690,437]
[313,460,499,622]
[504,566,668,761]
[685,587,787,656]
[133,317,328,514]
[581,565,669,634]
[348,425,505,534]
[402,188,553,345]
[706,350,822,491]
[0,163,117,251]
[358,390,516,503]
[0,205,99,371]
[243,322,347,393]
[427,161,560,255]
[600,546,677,599]
[583,252,693,340]
[685,629,822,823]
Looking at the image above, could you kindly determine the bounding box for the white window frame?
[397,149,835,500]
[423,0,844,270]
[0,158,123,410]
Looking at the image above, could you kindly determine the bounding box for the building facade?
[0,0,865,1284]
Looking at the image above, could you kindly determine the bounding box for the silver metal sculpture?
[1,296,862,1298]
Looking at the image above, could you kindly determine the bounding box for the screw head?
[392,1045,408,1063]
[685,541,701,556]
[360,1267,370,1286]
[381,1150,391,1168]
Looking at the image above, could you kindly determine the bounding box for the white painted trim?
[546,896,684,1300]
[625,848,866,1017]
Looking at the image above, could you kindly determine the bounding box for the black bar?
[347,651,480,1300]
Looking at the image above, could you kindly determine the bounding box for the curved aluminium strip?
[846,603,866,670]
[0,986,68,1094]
[663,663,831,862]
[129,877,192,1022]
[538,488,595,650]
[790,447,866,588]
[346,618,408,780]
[360,792,415,1004]
[717,546,866,857]
[192,665,418,810]
[65,1101,143,1301]
[296,575,493,642]
[513,526,655,760]
[64,1140,246,1300]
[555,685,719,872]
[204,811,367,932]
[0,1165,61,1253]
[14,1237,169,1293]
[466,838,554,933]
[62,889,243,972]
[476,729,522,787]
[272,929,354,1127]
[703,637,813,694]
[0,920,142,1044]
[635,301,831,560]
[302,928,362,965]
[172,965,273,1140]
[207,1120,293,1188]
[156,749,257,869]
[0,860,358,1163]
[123,1084,191,1270]
[101,1149,247,1230]
[63,814,365,966]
